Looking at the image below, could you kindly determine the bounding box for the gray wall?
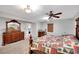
[37,19,75,35]
[0,17,6,46]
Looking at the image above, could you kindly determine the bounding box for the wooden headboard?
[3,20,24,45]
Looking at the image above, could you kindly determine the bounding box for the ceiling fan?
[46,11,62,19]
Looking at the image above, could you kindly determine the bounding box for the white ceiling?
[0,5,79,22]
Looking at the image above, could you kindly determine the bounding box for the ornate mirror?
[6,20,21,32]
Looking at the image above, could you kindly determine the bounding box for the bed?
[0,40,29,54]
[33,34,79,54]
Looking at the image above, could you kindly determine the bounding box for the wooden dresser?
[3,20,24,45]
[3,31,24,45]
[38,31,45,37]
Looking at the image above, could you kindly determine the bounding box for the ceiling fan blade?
[54,12,62,15]
[53,15,60,18]
[48,16,52,19]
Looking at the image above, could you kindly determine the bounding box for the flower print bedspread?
[37,34,79,54]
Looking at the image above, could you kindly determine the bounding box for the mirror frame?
[6,20,21,32]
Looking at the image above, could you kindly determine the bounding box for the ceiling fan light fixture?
[30,5,39,11]
[25,8,32,13]
[25,5,32,13]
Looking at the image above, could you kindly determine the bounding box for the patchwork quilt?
[33,34,79,54]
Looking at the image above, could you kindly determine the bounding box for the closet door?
[48,24,53,32]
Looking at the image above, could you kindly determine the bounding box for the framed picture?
[73,46,79,54]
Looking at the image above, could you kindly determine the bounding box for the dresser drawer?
[3,31,24,45]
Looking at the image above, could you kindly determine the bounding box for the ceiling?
[0,5,79,22]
